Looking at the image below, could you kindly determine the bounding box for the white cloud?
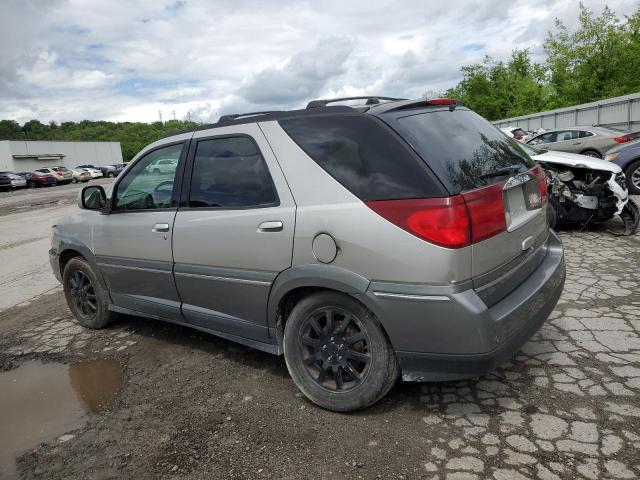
[0,0,637,123]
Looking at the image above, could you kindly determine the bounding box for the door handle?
[573,142,581,145]
[152,223,170,232]
[258,221,283,232]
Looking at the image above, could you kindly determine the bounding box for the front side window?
[114,143,182,211]
[188,136,278,208]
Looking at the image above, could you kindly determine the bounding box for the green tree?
[544,3,640,106]
[445,49,550,120]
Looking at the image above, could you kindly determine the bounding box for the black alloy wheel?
[68,270,97,319]
[300,307,371,392]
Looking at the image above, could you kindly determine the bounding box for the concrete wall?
[0,141,123,172]
[493,92,640,133]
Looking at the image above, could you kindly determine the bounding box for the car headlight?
[605,152,621,162]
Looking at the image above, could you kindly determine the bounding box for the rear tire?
[283,291,398,412]
[625,160,640,195]
[63,257,117,329]
[581,149,601,159]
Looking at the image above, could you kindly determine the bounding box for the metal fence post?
[628,98,632,131]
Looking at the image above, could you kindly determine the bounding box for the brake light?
[425,98,457,106]
[56,172,62,176]
[366,197,470,248]
[461,182,508,243]
[532,165,548,205]
[614,135,632,143]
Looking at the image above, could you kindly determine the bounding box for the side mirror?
[79,185,107,211]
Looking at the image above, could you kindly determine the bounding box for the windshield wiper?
[480,165,523,180]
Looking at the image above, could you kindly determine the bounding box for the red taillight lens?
[461,182,507,243]
[614,135,632,143]
[532,165,548,205]
[425,98,457,106]
[366,197,471,248]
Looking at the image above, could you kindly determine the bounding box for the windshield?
[386,108,535,193]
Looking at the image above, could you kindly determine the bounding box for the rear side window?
[279,115,443,201]
[189,136,278,208]
[390,109,535,192]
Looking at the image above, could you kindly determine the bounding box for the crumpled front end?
[542,163,639,235]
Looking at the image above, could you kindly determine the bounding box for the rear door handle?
[152,223,170,232]
[258,221,283,232]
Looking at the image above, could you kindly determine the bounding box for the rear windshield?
[388,109,535,193]
[279,115,444,201]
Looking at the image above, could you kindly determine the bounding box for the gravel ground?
[0,196,639,479]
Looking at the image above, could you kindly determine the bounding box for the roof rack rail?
[217,111,282,123]
[306,96,406,109]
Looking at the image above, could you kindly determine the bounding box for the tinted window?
[279,115,443,200]
[579,131,594,138]
[189,136,278,208]
[114,143,182,210]
[389,109,535,192]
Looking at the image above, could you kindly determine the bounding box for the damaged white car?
[521,144,639,235]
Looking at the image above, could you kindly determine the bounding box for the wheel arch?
[579,148,602,158]
[58,240,112,302]
[268,265,395,353]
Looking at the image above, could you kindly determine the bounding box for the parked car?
[0,172,28,189]
[604,138,640,194]
[35,167,73,184]
[525,126,633,158]
[112,163,127,176]
[22,171,57,188]
[0,172,13,191]
[72,169,92,183]
[76,164,116,177]
[76,167,103,179]
[50,96,565,412]
[520,144,638,234]
[146,158,177,175]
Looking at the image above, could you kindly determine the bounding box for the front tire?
[63,257,117,329]
[283,291,398,412]
[626,160,640,195]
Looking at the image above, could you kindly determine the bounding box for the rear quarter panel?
[258,121,472,285]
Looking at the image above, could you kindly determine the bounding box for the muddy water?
[0,359,122,479]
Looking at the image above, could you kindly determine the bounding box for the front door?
[93,141,187,320]
[172,125,296,343]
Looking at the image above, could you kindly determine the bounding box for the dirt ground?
[0,191,639,479]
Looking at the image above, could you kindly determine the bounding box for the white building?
[0,140,123,172]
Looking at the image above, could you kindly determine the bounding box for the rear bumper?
[362,230,565,381]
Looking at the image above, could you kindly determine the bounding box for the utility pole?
[158,110,163,123]
[172,110,176,120]
[187,111,192,122]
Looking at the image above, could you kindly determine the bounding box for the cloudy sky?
[1,0,637,124]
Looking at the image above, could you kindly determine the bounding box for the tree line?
[0,119,197,161]
[445,4,640,121]
[1,3,638,160]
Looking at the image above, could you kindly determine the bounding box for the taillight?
[366,197,471,248]
[532,165,548,205]
[461,182,507,243]
[614,135,632,143]
[56,172,62,176]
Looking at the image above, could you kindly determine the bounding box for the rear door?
[381,108,548,283]
[172,124,295,343]
[92,140,188,319]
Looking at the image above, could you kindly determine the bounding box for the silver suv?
[50,97,565,412]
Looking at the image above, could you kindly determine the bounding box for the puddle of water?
[0,359,122,479]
